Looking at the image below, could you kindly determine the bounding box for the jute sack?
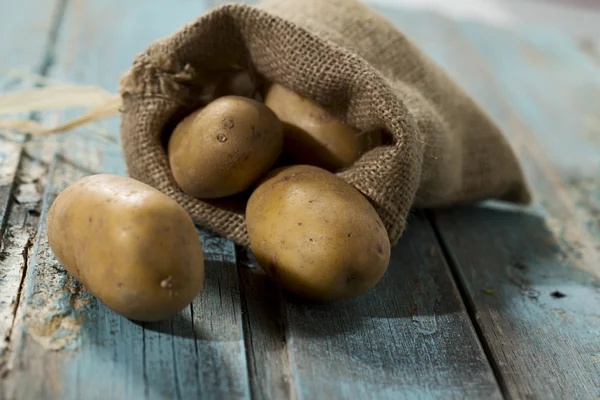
[118,0,531,247]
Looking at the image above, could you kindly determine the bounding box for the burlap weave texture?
[119,0,531,247]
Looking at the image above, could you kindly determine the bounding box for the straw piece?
[0,84,119,114]
[0,84,122,135]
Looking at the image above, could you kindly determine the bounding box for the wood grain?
[237,217,503,399]
[375,6,600,399]
[237,249,296,400]
[24,1,500,398]
[4,1,599,398]
[29,2,501,399]
[214,2,503,396]
[278,214,503,400]
[2,1,251,399]
[0,0,64,366]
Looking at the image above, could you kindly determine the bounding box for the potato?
[168,95,283,199]
[246,165,391,301]
[264,83,380,171]
[47,174,205,322]
[213,70,259,100]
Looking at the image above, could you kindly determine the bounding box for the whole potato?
[264,83,380,171]
[246,165,391,301]
[47,174,205,322]
[168,95,283,199]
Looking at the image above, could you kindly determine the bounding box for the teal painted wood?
[237,249,297,400]
[5,2,503,399]
[277,214,503,400]
[377,6,600,398]
[12,1,600,399]
[4,147,138,400]
[0,0,64,367]
[217,2,503,398]
[2,1,250,399]
[50,0,215,92]
[0,0,63,89]
[239,215,505,400]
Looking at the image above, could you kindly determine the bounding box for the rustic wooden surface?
[1,1,599,399]
[383,12,600,398]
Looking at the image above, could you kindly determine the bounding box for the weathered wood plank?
[2,146,132,400]
[42,2,503,399]
[433,206,600,399]
[0,149,52,366]
[219,2,504,398]
[0,139,25,358]
[4,2,560,398]
[377,7,600,398]
[137,234,249,400]
[3,1,251,399]
[237,250,295,400]
[238,219,503,399]
[281,214,502,400]
[0,0,64,89]
[0,0,65,366]
[190,235,249,399]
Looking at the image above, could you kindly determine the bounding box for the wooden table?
[1,1,599,399]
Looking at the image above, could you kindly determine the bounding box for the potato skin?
[246,165,391,301]
[47,174,205,322]
[168,95,283,199]
[265,84,376,171]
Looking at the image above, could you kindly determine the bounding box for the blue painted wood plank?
[278,214,503,400]
[237,251,296,400]
[377,6,600,398]
[0,0,63,89]
[188,234,249,399]
[4,2,503,399]
[0,0,64,366]
[2,1,251,399]
[5,100,250,400]
[239,224,502,397]
[224,2,503,398]
[49,2,500,399]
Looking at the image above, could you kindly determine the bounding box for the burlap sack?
[118,0,531,247]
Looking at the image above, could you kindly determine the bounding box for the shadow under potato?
[141,253,242,339]
[139,201,599,342]
[136,312,196,339]
[266,212,463,338]
[75,200,600,395]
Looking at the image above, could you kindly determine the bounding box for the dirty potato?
[246,165,391,301]
[168,95,283,199]
[264,83,380,171]
[46,174,205,322]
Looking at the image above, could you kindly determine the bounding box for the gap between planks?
[379,7,600,399]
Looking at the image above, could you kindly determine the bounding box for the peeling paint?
[552,308,572,320]
[23,243,93,351]
[26,313,84,351]
[0,227,31,355]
